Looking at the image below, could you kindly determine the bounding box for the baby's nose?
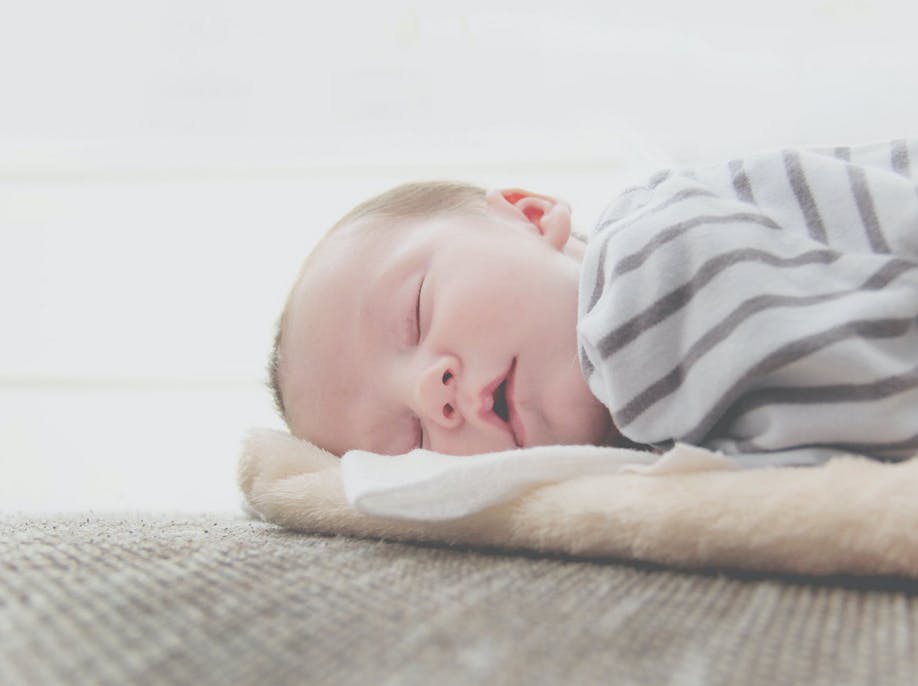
[417,356,463,429]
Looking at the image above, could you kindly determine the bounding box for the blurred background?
[2,0,917,511]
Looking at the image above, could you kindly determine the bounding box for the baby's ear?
[486,188,572,251]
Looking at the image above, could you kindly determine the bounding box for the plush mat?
[239,429,918,578]
[4,512,918,686]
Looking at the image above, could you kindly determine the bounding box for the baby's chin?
[553,416,614,447]
[542,370,614,447]
[527,400,612,449]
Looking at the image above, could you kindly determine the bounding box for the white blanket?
[239,428,918,578]
[341,442,736,520]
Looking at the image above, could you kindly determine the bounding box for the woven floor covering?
[2,513,917,686]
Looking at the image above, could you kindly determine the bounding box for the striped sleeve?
[578,140,918,466]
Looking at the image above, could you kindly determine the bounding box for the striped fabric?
[578,140,918,467]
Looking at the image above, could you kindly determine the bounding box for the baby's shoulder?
[592,168,736,248]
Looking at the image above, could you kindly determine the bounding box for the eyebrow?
[347,258,399,455]
[357,249,424,454]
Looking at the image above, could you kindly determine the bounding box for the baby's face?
[280,189,613,456]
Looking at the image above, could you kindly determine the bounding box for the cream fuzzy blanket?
[238,429,918,578]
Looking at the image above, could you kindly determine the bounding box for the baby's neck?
[563,235,588,263]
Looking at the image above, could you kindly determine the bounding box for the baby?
[269,139,918,468]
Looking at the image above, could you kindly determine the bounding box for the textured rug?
[2,512,917,686]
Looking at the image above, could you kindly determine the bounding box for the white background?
[2,0,917,511]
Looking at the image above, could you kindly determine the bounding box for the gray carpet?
[1,512,916,685]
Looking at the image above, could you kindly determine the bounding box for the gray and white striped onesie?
[577,140,918,467]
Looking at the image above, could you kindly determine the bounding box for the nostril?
[443,403,454,419]
[442,370,453,385]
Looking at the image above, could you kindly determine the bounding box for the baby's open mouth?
[493,378,510,423]
[480,358,523,447]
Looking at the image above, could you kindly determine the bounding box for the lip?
[505,358,527,448]
[478,357,526,448]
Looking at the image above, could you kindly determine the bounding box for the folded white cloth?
[341,442,738,521]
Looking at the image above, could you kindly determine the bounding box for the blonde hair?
[267,180,488,424]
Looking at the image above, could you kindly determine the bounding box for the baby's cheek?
[448,282,511,331]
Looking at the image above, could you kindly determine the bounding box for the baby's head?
[269,180,615,456]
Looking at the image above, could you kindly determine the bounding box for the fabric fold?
[341,442,736,521]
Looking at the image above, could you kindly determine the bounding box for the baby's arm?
[579,142,918,465]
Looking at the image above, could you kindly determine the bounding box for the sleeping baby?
[268,139,918,468]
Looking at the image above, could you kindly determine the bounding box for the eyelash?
[414,276,424,344]
[415,417,425,450]
[414,276,425,449]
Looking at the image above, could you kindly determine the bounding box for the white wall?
[2,0,917,510]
